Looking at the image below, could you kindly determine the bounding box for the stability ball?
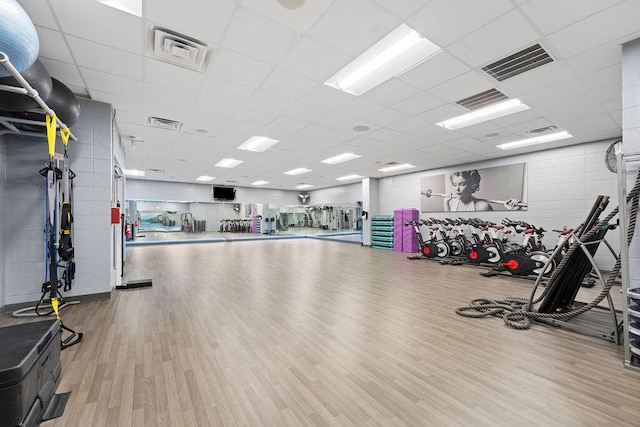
[0,0,39,77]
[14,78,81,127]
[0,59,52,111]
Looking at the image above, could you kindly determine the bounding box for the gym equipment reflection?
[126,200,363,244]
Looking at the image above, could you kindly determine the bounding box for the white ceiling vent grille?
[148,26,213,71]
[456,88,509,110]
[482,43,553,82]
[522,125,560,137]
[147,116,183,131]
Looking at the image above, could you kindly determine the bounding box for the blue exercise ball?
[0,59,52,111]
[0,0,39,77]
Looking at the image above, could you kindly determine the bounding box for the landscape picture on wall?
[420,163,527,213]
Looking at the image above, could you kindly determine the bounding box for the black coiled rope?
[456,169,640,330]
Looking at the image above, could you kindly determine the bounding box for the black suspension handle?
[421,189,528,208]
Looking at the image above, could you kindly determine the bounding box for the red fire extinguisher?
[125,221,131,238]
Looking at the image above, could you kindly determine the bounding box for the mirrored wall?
[125,200,363,244]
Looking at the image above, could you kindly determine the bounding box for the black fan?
[298,192,310,205]
[605,139,622,173]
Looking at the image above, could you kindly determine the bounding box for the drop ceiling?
[14,0,637,190]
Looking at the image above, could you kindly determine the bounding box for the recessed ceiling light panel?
[196,175,215,181]
[321,152,361,165]
[336,174,363,181]
[237,136,280,152]
[215,158,243,168]
[378,163,416,172]
[284,168,312,175]
[124,169,145,177]
[324,24,441,96]
[436,99,529,130]
[496,131,572,150]
[251,180,270,186]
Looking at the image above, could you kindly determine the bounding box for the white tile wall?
[0,98,114,307]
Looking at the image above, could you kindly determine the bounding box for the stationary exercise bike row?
[405,217,574,277]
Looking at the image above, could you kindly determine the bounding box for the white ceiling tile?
[144,0,236,44]
[183,111,230,136]
[199,75,254,104]
[144,59,206,94]
[361,78,423,106]
[38,58,84,87]
[521,0,624,35]
[447,11,540,67]
[308,0,401,56]
[392,92,446,115]
[81,68,144,98]
[258,68,318,100]
[35,26,74,63]
[207,47,274,88]
[265,116,308,136]
[231,106,278,127]
[300,85,353,111]
[279,36,352,83]
[241,0,334,34]
[407,0,514,47]
[399,52,470,91]
[220,8,298,65]
[365,108,411,127]
[564,44,621,77]
[545,1,640,58]
[245,90,295,115]
[50,0,144,54]
[191,96,241,118]
[580,64,621,91]
[334,98,385,120]
[429,71,494,102]
[17,0,57,29]
[91,89,143,113]
[66,36,144,80]
[374,0,431,19]
[315,112,364,130]
[144,83,195,110]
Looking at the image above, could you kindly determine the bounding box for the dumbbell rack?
[371,215,394,250]
[0,51,77,141]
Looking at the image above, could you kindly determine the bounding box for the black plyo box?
[0,320,62,427]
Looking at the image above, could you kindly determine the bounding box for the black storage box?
[0,320,62,427]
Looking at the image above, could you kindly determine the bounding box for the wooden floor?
[2,239,639,426]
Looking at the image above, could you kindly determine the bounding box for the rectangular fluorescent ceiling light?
[124,169,145,177]
[251,180,270,186]
[378,163,416,172]
[321,152,361,165]
[295,184,313,189]
[96,0,142,16]
[496,131,572,150]
[215,158,243,168]
[237,136,280,152]
[284,168,312,175]
[336,174,363,181]
[196,175,215,182]
[324,24,441,96]
[436,99,530,130]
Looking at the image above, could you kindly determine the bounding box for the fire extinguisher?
[125,221,131,239]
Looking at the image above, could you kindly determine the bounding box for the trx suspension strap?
[58,126,75,292]
[40,114,83,349]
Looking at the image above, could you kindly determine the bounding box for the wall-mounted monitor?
[213,186,236,201]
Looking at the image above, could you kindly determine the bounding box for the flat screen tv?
[213,186,236,201]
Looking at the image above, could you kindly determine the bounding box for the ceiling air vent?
[147,116,183,131]
[456,88,509,110]
[148,26,213,71]
[523,125,560,137]
[482,43,553,82]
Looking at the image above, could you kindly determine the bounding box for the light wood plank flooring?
[2,239,639,426]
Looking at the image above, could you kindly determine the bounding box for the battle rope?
[456,169,640,330]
